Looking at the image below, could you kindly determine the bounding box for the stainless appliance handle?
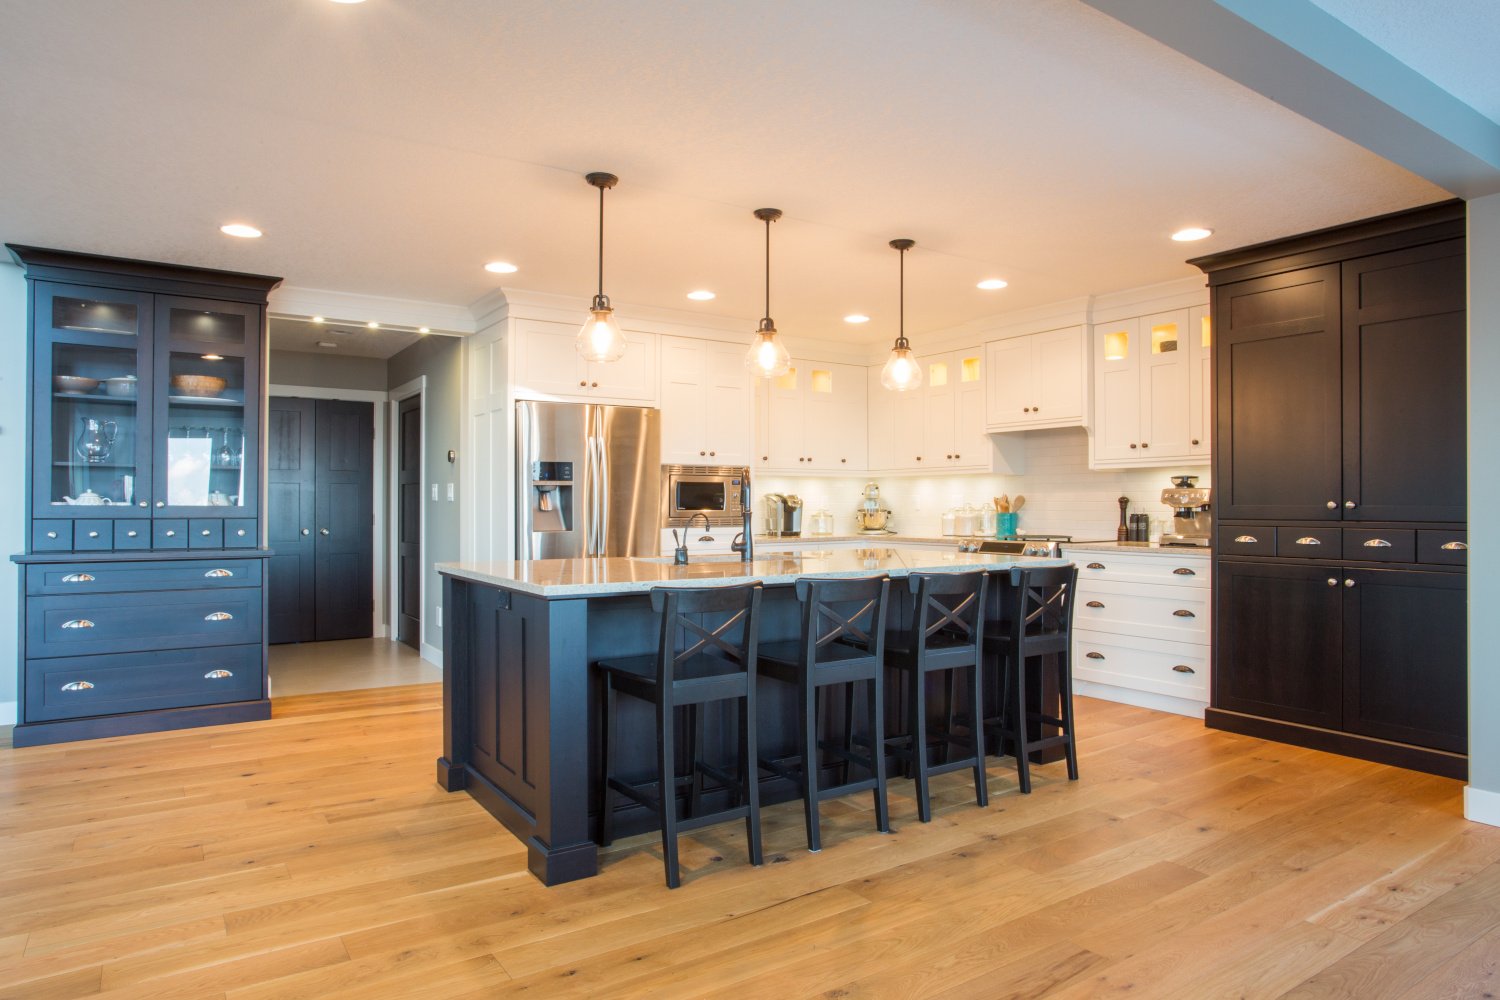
[518,402,534,560]
[598,411,611,557]
[584,407,602,557]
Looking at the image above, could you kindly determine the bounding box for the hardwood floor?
[1,686,1496,999]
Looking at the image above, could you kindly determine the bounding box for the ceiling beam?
[1081,0,1500,198]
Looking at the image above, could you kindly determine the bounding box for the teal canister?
[996,512,1018,539]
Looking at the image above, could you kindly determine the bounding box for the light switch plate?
[431,483,439,501]
[447,483,455,501]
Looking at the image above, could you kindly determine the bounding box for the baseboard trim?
[1205,708,1467,780]
[421,642,443,668]
[1465,785,1500,828]
[0,701,15,727]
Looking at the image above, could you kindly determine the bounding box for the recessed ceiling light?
[311,316,325,324]
[367,321,380,329]
[686,290,716,301]
[1171,227,1213,242]
[419,327,430,334]
[976,278,1008,290]
[219,223,262,239]
[844,314,870,324]
[317,341,338,348]
[329,0,366,4]
[484,261,519,274]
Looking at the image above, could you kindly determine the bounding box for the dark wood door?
[267,397,315,644]
[1343,567,1467,753]
[1341,240,1467,523]
[1216,559,1342,729]
[313,399,374,641]
[396,395,421,650]
[1215,265,1342,521]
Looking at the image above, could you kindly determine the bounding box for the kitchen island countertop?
[1061,540,1212,555]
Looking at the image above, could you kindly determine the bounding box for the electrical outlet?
[447,482,455,501]
[436,605,443,628]
[431,483,439,501]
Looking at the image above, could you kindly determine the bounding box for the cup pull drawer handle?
[1295,537,1321,546]
[1086,562,1106,570]
[61,680,95,692]
[204,569,234,578]
[1085,651,1105,660]
[1171,664,1196,674]
[61,619,95,630]
[204,669,233,680]
[1362,539,1392,548]
[1233,535,1258,544]
[204,612,234,622]
[1173,609,1196,618]
[61,573,96,583]
[1441,541,1468,551]
[1173,567,1196,576]
[1085,601,1105,608]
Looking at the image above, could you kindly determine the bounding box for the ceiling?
[268,317,423,359]
[0,0,1453,347]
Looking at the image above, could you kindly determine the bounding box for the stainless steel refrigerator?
[516,400,661,559]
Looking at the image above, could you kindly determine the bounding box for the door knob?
[319,528,330,536]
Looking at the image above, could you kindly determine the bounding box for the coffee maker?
[764,493,803,536]
[1159,475,1211,547]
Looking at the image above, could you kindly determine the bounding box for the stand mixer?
[854,482,894,534]
[1160,475,1211,547]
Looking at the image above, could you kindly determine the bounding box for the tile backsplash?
[756,426,1209,540]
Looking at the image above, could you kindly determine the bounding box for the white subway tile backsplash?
[756,427,1208,540]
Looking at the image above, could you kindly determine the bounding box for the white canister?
[940,510,957,536]
[979,508,996,536]
[954,504,977,536]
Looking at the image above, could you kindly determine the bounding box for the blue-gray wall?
[0,263,25,719]
[1468,194,1499,819]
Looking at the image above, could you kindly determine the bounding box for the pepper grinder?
[1117,496,1130,542]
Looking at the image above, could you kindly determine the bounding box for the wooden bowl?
[170,374,227,398]
[53,375,100,394]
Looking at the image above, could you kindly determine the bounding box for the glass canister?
[954,504,977,536]
[810,509,834,535]
[940,509,957,536]
[979,507,996,536]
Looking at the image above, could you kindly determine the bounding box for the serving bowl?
[104,376,138,398]
[170,374,227,398]
[54,375,100,395]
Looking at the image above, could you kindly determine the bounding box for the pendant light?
[880,238,923,392]
[576,171,628,363]
[745,208,792,378]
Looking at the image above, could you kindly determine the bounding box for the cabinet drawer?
[75,519,113,551]
[1217,526,1273,556]
[1344,528,1415,563]
[27,559,262,595]
[1417,529,1467,566]
[26,587,262,658]
[1074,580,1210,643]
[113,521,150,550]
[32,520,72,552]
[1276,527,1341,559]
[153,519,188,549]
[224,519,257,548]
[189,519,223,548]
[1072,629,1209,701]
[1065,551,1210,588]
[24,643,263,723]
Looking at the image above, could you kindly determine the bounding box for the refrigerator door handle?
[517,401,533,560]
[598,418,611,558]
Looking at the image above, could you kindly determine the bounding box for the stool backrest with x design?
[649,584,763,700]
[907,571,988,668]
[790,575,891,676]
[1001,564,1078,656]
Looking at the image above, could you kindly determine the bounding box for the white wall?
[757,426,1209,540]
[0,263,24,723]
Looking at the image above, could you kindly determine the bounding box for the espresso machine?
[1160,475,1212,547]
[764,493,803,536]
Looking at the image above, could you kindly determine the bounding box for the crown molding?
[1089,275,1208,323]
[269,285,476,335]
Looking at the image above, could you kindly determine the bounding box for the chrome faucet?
[733,476,754,561]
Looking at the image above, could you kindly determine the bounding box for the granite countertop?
[437,546,1070,598]
[1061,540,1213,555]
[756,533,951,545]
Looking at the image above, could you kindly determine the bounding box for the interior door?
[267,397,316,644]
[397,395,422,650]
[313,399,374,641]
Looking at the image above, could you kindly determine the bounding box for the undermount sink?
[631,553,761,565]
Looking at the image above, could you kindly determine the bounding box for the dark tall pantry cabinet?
[7,246,281,747]
[1191,202,1468,778]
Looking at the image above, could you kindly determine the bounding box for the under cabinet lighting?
[419,327,430,334]
[311,316,324,324]
[367,321,380,329]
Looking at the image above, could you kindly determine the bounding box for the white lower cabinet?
[1063,546,1210,717]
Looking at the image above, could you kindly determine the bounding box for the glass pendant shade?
[745,322,791,378]
[880,342,923,391]
[577,298,627,363]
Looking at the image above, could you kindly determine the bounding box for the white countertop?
[1062,540,1212,555]
[757,532,951,545]
[437,546,1070,598]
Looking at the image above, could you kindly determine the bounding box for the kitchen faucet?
[732,476,754,561]
[686,511,714,541]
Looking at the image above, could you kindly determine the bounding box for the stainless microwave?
[661,465,748,527]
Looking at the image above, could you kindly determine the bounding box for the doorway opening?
[396,390,422,650]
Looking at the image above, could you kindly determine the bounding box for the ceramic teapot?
[64,489,109,506]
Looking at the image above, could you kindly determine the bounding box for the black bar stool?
[757,574,892,853]
[985,564,1080,793]
[884,570,989,822]
[595,583,764,889]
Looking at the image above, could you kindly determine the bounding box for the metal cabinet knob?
[236,529,247,537]
[1172,609,1196,618]
[1234,535,1258,544]
[1173,567,1195,576]
[1326,501,1337,509]
[700,451,706,456]
[320,528,330,536]
[200,529,212,537]
[1327,578,1338,586]
[156,501,166,508]
[204,569,233,578]
[1362,538,1391,548]
[1141,442,1149,448]
[204,669,233,680]
[591,381,598,388]
[1023,407,1031,413]
[1085,600,1105,608]
[1086,562,1105,569]
[46,531,58,539]
[165,530,176,537]
[127,530,138,538]
[1085,651,1105,660]
[1191,439,1199,446]
[915,456,922,461]
[579,380,587,387]
[1344,500,1357,509]
[1344,579,1356,588]
[1441,541,1468,551]
[87,531,100,538]
[301,528,310,536]
[1295,537,1321,546]
[1130,443,1137,449]
[1171,664,1195,674]
[61,619,95,630]
[709,451,716,457]
[61,573,95,583]
[204,612,234,621]
[139,501,149,508]
[61,680,95,692]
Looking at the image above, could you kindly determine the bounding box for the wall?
[269,350,388,392]
[1468,194,1500,826]
[0,263,25,722]
[758,426,1210,540]
[387,335,463,662]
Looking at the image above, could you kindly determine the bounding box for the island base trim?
[1204,708,1467,780]
[11,699,271,748]
[460,763,599,886]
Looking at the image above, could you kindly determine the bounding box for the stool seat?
[597,652,751,705]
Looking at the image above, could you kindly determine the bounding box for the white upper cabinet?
[1089,306,1208,468]
[754,359,866,473]
[984,325,1086,431]
[660,336,751,466]
[513,318,657,403]
[867,347,1022,474]
[1188,305,1211,460]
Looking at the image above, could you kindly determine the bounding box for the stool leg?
[970,660,988,807]
[1060,649,1079,781]
[912,663,932,823]
[599,677,616,848]
[801,681,822,852]
[741,687,763,866]
[869,672,890,834]
[842,681,856,786]
[657,699,682,888]
[1012,653,1032,795]
[688,703,706,817]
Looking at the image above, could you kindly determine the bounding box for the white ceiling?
[0,0,1450,347]
[268,317,423,359]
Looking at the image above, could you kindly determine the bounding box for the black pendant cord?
[597,183,605,302]
[763,215,771,322]
[892,239,912,351]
